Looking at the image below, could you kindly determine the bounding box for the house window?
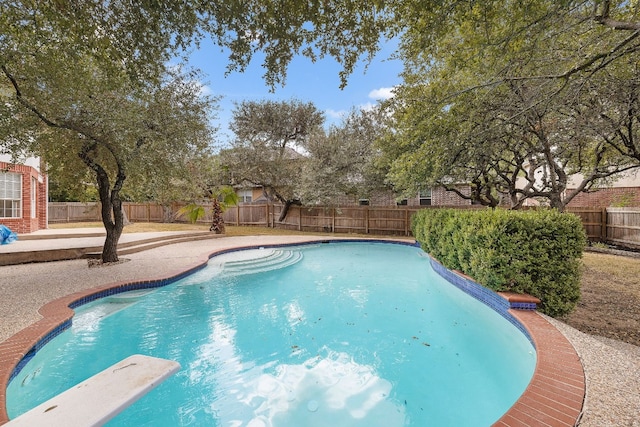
[359,199,370,206]
[419,189,432,206]
[31,177,37,218]
[397,199,408,206]
[237,189,252,203]
[0,172,22,218]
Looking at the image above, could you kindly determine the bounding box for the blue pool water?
[7,242,535,426]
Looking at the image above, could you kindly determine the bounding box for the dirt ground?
[560,250,640,347]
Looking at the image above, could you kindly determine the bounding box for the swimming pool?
[7,242,536,426]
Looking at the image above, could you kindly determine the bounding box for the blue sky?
[186,39,403,142]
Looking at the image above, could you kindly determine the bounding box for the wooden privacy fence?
[566,207,640,248]
[606,207,640,248]
[47,202,640,246]
[47,202,478,236]
[184,204,485,236]
[218,204,430,235]
[48,202,166,223]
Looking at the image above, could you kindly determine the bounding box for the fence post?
[365,206,369,234]
[298,206,302,231]
[404,208,409,236]
[601,207,607,241]
[332,207,336,233]
[236,205,240,226]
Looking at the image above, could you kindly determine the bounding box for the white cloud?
[195,82,213,96]
[368,87,395,100]
[325,109,347,119]
[358,102,376,112]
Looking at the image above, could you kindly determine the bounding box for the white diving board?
[6,354,180,427]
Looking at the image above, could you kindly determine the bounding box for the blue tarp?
[0,224,17,245]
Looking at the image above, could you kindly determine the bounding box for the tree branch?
[2,65,61,128]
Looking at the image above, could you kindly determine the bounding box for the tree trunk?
[162,204,174,223]
[277,199,302,222]
[84,155,125,263]
[210,198,225,234]
[101,220,122,263]
[548,192,566,213]
[278,201,292,222]
[99,183,125,263]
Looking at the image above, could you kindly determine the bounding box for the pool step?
[215,249,303,276]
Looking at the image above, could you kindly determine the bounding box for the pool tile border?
[428,257,536,345]
[427,257,585,426]
[0,239,585,426]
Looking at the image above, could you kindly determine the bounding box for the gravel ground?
[544,316,640,426]
[1,235,639,426]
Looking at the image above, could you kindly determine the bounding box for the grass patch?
[562,251,640,345]
[582,252,640,298]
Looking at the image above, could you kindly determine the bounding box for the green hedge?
[412,208,586,317]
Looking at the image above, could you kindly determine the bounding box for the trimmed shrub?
[412,208,586,317]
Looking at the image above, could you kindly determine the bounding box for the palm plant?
[177,185,239,233]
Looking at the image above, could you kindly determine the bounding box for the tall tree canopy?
[301,107,390,205]
[383,0,640,210]
[221,99,324,221]
[2,59,216,262]
[0,1,394,89]
[221,101,391,218]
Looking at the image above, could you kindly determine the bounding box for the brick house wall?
[0,160,48,234]
[334,192,399,206]
[430,186,472,206]
[334,185,472,207]
[566,187,640,208]
[239,184,473,207]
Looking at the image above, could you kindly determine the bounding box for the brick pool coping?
[0,240,585,426]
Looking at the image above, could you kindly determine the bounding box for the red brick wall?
[567,187,640,208]
[0,161,47,234]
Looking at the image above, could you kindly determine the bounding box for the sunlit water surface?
[8,242,535,426]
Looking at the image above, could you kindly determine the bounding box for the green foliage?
[221,99,324,220]
[0,1,392,92]
[385,1,640,210]
[610,192,637,208]
[176,186,239,232]
[301,107,390,205]
[177,203,206,224]
[216,185,240,209]
[47,169,99,202]
[412,208,587,317]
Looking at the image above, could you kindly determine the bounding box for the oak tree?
[301,107,390,205]
[220,99,324,221]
